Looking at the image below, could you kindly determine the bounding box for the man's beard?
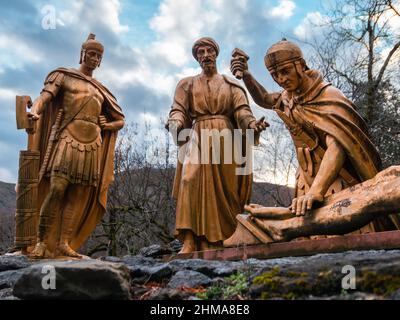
[201,59,216,73]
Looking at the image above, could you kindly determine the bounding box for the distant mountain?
[0,181,15,216]
[0,181,16,253]
[251,181,293,207]
[0,177,293,218]
[0,175,293,255]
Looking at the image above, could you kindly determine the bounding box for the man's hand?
[99,115,109,130]
[231,48,249,79]
[290,193,324,216]
[166,119,183,133]
[28,111,40,121]
[28,98,41,121]
[249,116,269,133]
[166,119,183,145]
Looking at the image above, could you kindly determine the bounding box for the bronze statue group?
[13,34,400,259]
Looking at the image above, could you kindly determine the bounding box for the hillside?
[0,177,292,223]
[0,181,15,216]
[0,181,15,253]
[0,175,293,255]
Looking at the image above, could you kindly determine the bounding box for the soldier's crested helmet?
[82,33,104,54]
[264,38,308,71]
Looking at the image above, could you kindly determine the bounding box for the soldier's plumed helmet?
[82,33,104,53]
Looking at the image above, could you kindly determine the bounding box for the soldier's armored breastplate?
[62,77,104,143]
[286,105,321,182]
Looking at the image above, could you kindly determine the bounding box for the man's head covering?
[264,38,308,71]
[80,33,104,64]
[82,33,104,53]
[192,37,220,60]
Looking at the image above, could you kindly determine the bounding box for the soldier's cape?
[34,67,124,252]
[274,70,399,231]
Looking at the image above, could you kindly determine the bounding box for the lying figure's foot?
[57,243,83,259]
[251,218,286,242]
[30,242,48,259]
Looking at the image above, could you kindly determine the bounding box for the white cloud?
[58,1,84,25]
[0,167,15,183]
[139,112,159,126]
[0,0,300,186]
[149,0,220,67]
[176,67,202,79]
[59,0,129,34]
[100,0,255,101]
[100,47,177,97]
[294,11,328,40]
[0,88,18,119]
[0,35,43,69]
[0,88,18,101]
[266,0,296,20]
[386,8,400,31]
[101,0,129,34]
[254,169,296,187]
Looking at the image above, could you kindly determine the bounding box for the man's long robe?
[169,74,257,243]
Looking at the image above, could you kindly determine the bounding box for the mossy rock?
[250,265,342,299]
[358,270,400,296]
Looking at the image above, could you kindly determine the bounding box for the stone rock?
[122,255,162,268]
[249,249,400,299]
[245,257,308,269]
[0,288,19,300]
[390,289,400,300]
[138,244,172,258]
[146,288,192,300]
[168,270,212,289]
[120,255,173,283]
[100,256,122,263]
[139,264,173,283]
[168,240,183,253]
[0,255,31,272]
[4,248,399,300]
[306,292,383,300]
[13,259,131,300]
[168,259,242,278]
[0,269,26,290]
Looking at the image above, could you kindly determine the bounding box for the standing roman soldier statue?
[17,34,125,258]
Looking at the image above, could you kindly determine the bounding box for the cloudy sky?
[0,0,324,183]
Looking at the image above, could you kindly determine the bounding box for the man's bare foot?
[57,243,83,259]
[199,239,209,251]
[252,218,286,242]
[178,230,196,254]
[178,240,196,254]
[208,241,223,250]
[30,242,48,259]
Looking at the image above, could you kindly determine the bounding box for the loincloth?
[46,128,102,186]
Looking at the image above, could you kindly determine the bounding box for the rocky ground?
[1,243,400,300]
